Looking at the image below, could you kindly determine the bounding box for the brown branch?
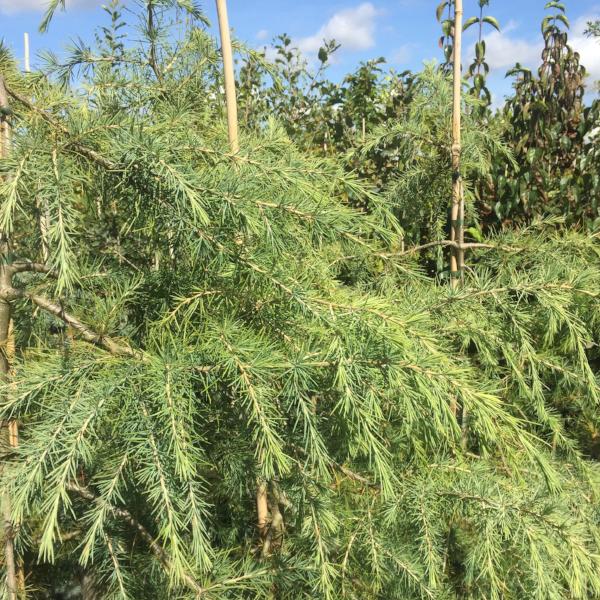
[332,240,521,266]
[66,483,206,596]
[0,287,138,358]
[382,240,502,257]
[7,261,54,276]
[146,1,165,86]
[335,462,379,488]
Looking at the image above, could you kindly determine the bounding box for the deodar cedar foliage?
[0,1,599,599]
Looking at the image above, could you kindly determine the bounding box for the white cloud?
[297,3,379,55]
[479,21,542,72]
[256,29,269,41]
[472,12,600,87]
[0,0,95,15]
[392,44,413,65]
[570,13,600,86]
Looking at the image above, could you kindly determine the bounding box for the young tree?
[487,1,599,226]
[0,2,599,599]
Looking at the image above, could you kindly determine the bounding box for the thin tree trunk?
[0,75,18,600]
[0,300,17,600]
[449,0,464,289]
[256,481,269,541]
[215,0,239,153]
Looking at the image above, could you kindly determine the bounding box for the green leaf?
[436,1,449,22]
[555,13,570,29]
[466,226,484,242]
[39,0,67,33]
[463,16,479,31]
[475,41,485,60]
[541,16,552,33]
[482,15,501,32]
[442,19,453,36]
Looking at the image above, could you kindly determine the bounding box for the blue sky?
[1,1,599,103]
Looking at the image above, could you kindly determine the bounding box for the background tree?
[483,1,599,227]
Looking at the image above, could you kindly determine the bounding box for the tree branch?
[7,261,54,276]
[0,287,138,358]
[66,483,206,596]
[5,85,118,171]
[332,240,521,266]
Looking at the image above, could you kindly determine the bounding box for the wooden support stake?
[24,30,50,266]
[23,33,30,73]
[215,0,239,153]
[449,0,464,289]
[214,1,277,548]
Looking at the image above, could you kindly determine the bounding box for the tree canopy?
[0,1,599,598]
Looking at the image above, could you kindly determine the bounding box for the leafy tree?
[585,19,600,39]
[485,1,600,227]
[359,66,513,270]
[238,37,416,193]
[463,0,500,111]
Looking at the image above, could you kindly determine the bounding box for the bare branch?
[332,240,522,266]
[7,261,54,276]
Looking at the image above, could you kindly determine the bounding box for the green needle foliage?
[0,3,599,599]
[358,65,513,266]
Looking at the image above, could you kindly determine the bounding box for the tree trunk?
[0,74,19,600]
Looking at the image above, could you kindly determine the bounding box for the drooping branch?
[0,287,138,358]
[66,483,206,596]
[5,85,118,171]
[330,240,522,267]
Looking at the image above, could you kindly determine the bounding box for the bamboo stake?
[256,481,269,540]
[23,34,30,73]
[449,0,464,289]
[215,0,239,153]
[0,75,18,600]
[215,0,273,549]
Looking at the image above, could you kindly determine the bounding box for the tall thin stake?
[23,33,30,73]
[449,0,464,289]
[0,75,18,600]
[215,0,239,153]
[215,0,271,546]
